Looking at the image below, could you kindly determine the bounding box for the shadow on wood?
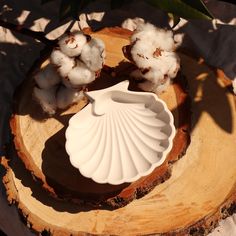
[41,113,130,205]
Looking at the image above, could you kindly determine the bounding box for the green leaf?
[78,0,96,11]
[59,0,96,21]
[148,0,214,20]
[111,0,126,9]
[59,0,73,20]
[182,0,213,18]
[59,0,81,21]
[41,0,55,4]
[219,0,236,5]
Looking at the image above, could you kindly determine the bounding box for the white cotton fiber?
[80,38,105,72]
[33,32,107,113]
[58,32,88,57]
[56,86,84,109]
[131,22,175,52]
[130,40,155,69]
[142,53,179,81]
[64,60,95,88]
[127,22,180,94]
[50,49,75,77]
[160,51,180,78]
[153,77,171,94]
[142,67,164,83]
[33,31,105,114]
[33,86,57,115]
[34,64,61,89]
[134,22,158,33]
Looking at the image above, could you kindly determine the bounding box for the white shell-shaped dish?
[65,81,175,185]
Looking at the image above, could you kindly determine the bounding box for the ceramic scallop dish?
[65,81,175,185]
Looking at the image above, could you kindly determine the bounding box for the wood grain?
[8,28,190,207]
[1,28,236,235]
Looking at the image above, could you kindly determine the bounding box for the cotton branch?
[0,19,56,46]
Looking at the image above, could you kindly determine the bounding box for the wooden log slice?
[8,28,190,208]
[1,49,236,235]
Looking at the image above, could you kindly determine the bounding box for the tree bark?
[1,28,236,235]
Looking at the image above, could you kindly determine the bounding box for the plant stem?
[0,19,57,46]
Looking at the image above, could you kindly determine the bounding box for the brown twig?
[0,19,57,46]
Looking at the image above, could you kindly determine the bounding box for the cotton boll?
[34,64,61,89]
[56,86,84,109]
[131,40,156,69]
[131,63,169,85]
[131,68,164,93]
[33,86,57,115]
[50,49,75,77]
[58,62,75,78]
[131,35,157,64]
[131,22,175,53]
[131,22,157,42]
[80,38,105,72]
[130,57,164,83]
[126,22,180,94]
[135,22,157,33]
[152,28,175,52]
[152,51,180,79]
[142,67,164,83]
[153,77,171,94]
[130,51,179,94]
[130,32,175,69]
[58,32,88,57]
[131,29,156,46]
[136,56,179,85]
[91,38,105,52]
[50,49,68,66]
[64,61,95,88]
[130,39,180,82]
[160,51,180,78]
